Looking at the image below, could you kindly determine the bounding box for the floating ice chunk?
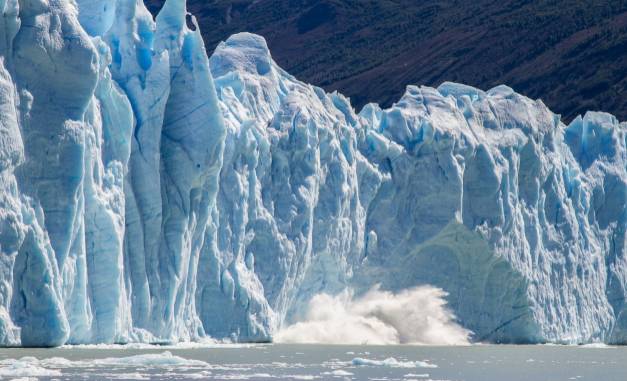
[351,357,437,368]
[98,373,150,380]
[89,351,209,367]
[0,352,208,372]
[404,374,430,378]
[0,358,62,377]
[61,340,257,350]
[177,371,213,379]
[219,373,273,380]
[323,369,354,376]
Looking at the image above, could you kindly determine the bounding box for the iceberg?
[0,0,624,346]
[351,357,437,368]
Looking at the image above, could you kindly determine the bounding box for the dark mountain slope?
[146,0,627,122]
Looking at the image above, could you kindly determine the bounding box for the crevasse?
[0,0,624,346]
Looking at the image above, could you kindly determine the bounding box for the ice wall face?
[0,0,625,346]
[81,0,227,343]
[207,33,626,344]
[2,0,138,346]
[0,0,226,346]
[210,34,626,342]
[355,85,626,343]
[203,34,380,339]
[0,0,132,346]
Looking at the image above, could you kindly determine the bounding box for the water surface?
[0,344,624,380]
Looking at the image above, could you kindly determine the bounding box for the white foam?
[275,286,470,345]
[579,343,616,349]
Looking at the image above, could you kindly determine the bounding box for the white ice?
[351,357,438,368]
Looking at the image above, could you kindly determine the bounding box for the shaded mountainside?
[145,0,627,122]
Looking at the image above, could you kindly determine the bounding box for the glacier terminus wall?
[0,0,625,346]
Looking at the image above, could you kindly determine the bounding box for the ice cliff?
[0,0,625,346]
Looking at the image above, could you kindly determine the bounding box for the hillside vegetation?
[147,0,627,121]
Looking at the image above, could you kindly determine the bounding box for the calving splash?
[0,0,625,347]
[275,286,470,345]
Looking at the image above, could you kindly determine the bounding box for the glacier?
[0,0,624,346]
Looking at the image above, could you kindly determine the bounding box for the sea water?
[0,344,624,380]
